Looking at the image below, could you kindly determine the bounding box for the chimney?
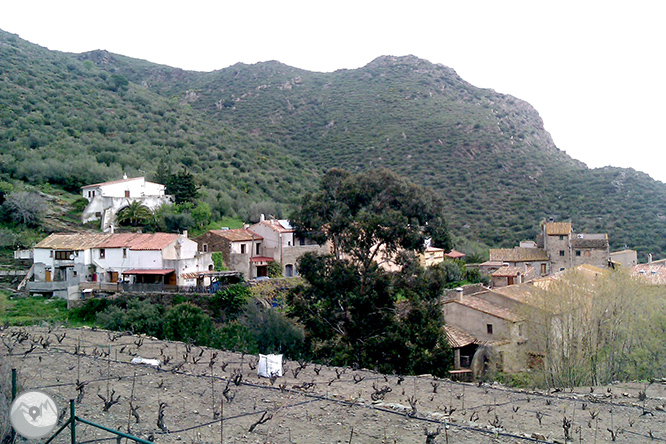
[123,172,128,180]
[109,224,114,234]
[648,253,653,264]
[182,230,188,239]
[260,214,265,222]
[455,287,464,301]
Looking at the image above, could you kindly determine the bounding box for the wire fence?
[3,325,666,443]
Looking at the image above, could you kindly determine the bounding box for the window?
[99,249,105,259]
[560,267,565,271]
[559,250,565,257]
[240,244,246,254]
[202,244,208,253]
[49,250,53,258]
[125,190,130,198]
[256,243,261,255]
[73,271,78,277]
[540,263,547,274]
[55,250,74,260]
[487,324,493,335]
[559,235,564,240]
[123,248,127,258]
[299,237,305,246]
[575,250,581,256]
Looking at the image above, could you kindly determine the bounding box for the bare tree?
[2,191,46,227]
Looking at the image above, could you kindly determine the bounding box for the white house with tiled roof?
[28,232,212,298]
[81,174,173,232]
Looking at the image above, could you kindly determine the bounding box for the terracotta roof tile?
[444,295,522,322]
[259,220,293,233]
[34,233,113,250]
[489,247,549,262]
[445,249,466,259]
[444,325,477,348]
[208,229,263,242]
[96,233,179,250]
[544,222,572,236]
[491,266,523,277]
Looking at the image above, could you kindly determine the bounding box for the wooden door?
[45,270,51,282]
[110,272,119,283]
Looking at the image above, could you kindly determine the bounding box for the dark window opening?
[55,250,74,260]
[487,324,493,335]
[99,249,105,259]
[559,250,565,257]
[256,243,261,255]
[240,244,246,254]
[575,250,581,256]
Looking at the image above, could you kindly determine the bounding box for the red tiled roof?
[259,220,293,233]
[445,249,466,259]
[96,233,179,250]
[250,256,275,263]
[208,229,263,242]
[81,177,145,189]
[123,269,175,275]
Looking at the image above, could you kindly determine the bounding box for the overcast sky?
[2,1,665,182]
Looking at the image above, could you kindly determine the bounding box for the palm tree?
[115,201,153,227]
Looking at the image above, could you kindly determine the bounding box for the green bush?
[70,298,111,323]
[210,284,251,322]
[163,302,213,345]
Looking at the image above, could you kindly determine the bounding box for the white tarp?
[257,354,283,378]
[131,356,161,367]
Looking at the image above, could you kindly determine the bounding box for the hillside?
[0,29,319,220]
[3,28,666,258]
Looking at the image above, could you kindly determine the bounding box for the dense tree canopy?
[287,169,453,375]
[291,168,451,277]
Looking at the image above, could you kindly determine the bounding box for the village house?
[442,286,527,376]
[248,215,329,277]
[194,229,271,280]
[610,249,638,267]
[81,175,173,232]
[28,232,212,298]
[486,221,610,282]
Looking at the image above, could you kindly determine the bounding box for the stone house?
[488,221,610,279]
[249,216,329,277]
[194,229,271,280]
[81,175,173,232]
[442,287,527,374]
[488,244,550,277]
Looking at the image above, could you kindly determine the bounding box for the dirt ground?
[2,326,666,443]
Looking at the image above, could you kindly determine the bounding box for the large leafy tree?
[287,169,453,375]
[291,168,450,291]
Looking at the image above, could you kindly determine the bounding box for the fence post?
[10,369,16,444]
[70,399,76,444]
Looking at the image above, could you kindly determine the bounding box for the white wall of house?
[81,177,173,232]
